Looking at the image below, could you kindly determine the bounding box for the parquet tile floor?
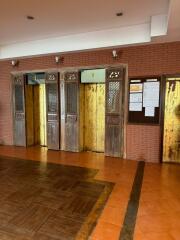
[0,155,113,240]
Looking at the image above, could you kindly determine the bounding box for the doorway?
[82,83,105,153]
[163,77,180,163]
[25,81,47,147]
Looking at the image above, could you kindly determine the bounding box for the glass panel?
[47,84,57,112]
[27,73,45,85]
[66,83,77,114]
[15,85,24,112]
[107,82,120,113]
[81,69,105,83]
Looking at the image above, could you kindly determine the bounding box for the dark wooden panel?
[12,74,26,146]
[64,71,80,152]
[45,72,60,150]
[25,84,34,146]
[47,122,60,150]
[105,125,122,157]
[105,67,125,157]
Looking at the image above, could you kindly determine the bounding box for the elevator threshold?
[27,145,47,149]
[85,150,104,154]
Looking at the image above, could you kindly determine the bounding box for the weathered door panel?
[25,84,47,147]
[47,122,59,148]
[163,79,180,162]
[25,84,34,146]
[45,72,60,150]
[105,68,125,157]
[64,71,80,152]
[84,84,97,152]
[39,84,47,146]
[12,74,26,146]
[84,84,105,152]
[33,85,40,145]
[96,84,105,152]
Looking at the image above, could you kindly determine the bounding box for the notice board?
[128,77,161,124]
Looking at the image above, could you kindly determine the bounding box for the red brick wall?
[0,41,180,162]
[126,125,161,162]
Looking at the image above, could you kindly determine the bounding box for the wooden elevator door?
[84,84,105,152]
[163,78,180,163]
[35,84,47,146]
[25,84,47,146]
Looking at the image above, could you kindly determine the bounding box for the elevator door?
[163,78,180,163]
[34,84,47,146]
[84,84,105,152]
[25,84,47,147]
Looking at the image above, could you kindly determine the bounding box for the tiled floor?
[0,146,179,240]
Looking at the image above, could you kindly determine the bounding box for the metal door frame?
[11,63,128,157]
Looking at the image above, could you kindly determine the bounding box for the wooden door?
[39,84,47,146]
[45,72,60,150]
[84,84,105,152]
[12,74,26,146]
[64,71,80,152]
[163,78,180,162]
[105,68,125,157]
[25,84,34,146]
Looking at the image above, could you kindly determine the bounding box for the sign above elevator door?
[81,69,105,83]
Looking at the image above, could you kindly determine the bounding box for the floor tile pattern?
[0,156,113,240]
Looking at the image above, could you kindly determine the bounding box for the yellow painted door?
[25,84,34,146]
[33,84,47,146]
[39,84,47,146]
[84,84,105,152]
[163,78,180,162]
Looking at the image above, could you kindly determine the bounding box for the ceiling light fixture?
[116,12,123,17]
[27,15,34,20]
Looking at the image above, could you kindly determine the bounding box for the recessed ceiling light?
[116,12,123,17]
[26,15,34,20]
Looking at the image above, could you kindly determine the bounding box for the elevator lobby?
[0,0,180,240]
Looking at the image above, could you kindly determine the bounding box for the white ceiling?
[0,0,169,44]
[0,0,179,59]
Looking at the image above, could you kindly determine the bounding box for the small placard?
[130,80,141,83]
[129,102,142,111]
[143,82,160,107]
[145,107,155,117]
[130,83,143,93]
[146,79,158,82]
[129,93,142,103]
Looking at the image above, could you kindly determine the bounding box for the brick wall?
[0,41,180,162]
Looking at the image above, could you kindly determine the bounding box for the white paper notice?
[145,107,155,117]
[130,93,142,103]
[143,82,160,107]
[129,102,142,111]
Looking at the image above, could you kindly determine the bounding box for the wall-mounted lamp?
[11,59,19,67]
[112,50,118,59]
[55,56,64,64]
